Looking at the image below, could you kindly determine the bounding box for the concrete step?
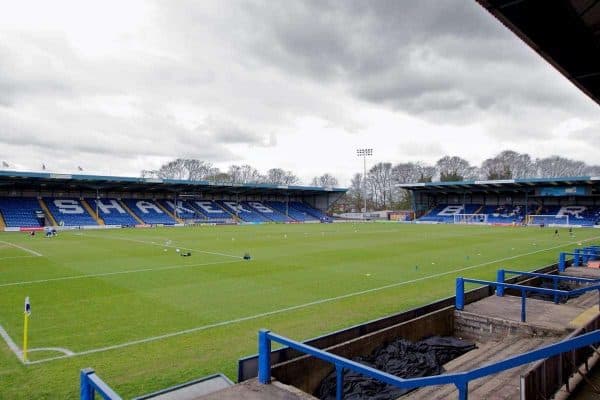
[404,337,553,400]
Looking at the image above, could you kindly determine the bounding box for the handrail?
[257,329,600,400]
[498,269,600,302]
[502,269,599,284]
[455,278,600,322]
[80,369,122,400]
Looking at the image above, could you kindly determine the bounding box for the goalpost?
[525,214,569,226]
[453,214,488,224]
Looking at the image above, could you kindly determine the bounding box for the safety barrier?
[497,269,600,302]
[521,314,600,399]
[559,247,600,271]
[257,329,600,400]
[80,369,122,400]
[455,277,600,322]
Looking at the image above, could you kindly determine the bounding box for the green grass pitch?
[0,223,598,398]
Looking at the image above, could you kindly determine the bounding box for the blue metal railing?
[456,277,600,322]
[456,278,568,322]
[257,329,600,400]
[80,369,122,400]
[559,247,600,271]
[497,269,600,302]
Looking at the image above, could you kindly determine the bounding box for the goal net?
[525,214,569,226]
[453,213,488,224]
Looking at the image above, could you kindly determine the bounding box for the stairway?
[118,200,144,224]
[155,201,183,224]
[38,198,57,226]
[81,199,104,225]
[405,336,557,400]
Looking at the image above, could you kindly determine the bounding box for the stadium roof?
[0,170,347,196]
[398,176,600,192]
[477,0,600,106]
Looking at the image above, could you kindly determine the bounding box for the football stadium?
[1,1,600,400]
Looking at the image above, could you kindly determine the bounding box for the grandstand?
[0,170,345,230]
[400,176,600,227]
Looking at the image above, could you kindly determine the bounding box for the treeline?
[345,151,600,211]
[142,151,600,212]
[141,159,338,187]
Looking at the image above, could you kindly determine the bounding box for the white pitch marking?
[0,323,23,363]
[0,259,243,288]
[0,255,37,261]
[28,347,75,356]
[74,233,243,259]
[0,240,43,257]
[23,235,600,365]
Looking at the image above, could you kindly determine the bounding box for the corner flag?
[23,296,30,362]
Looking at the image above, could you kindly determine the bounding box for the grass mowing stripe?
[0,259,243,288]
[74,232,244,259]
[0,240,43,257]
[23,235,598,365]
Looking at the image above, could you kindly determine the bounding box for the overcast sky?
[0,0,598,186]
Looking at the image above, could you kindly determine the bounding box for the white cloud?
[0,0,598,186]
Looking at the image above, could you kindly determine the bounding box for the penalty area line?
[0,240,43,257]
[24,235,600,365]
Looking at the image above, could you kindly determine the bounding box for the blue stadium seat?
[44,198,98,226]
[188,200,233,220]
[216,200,270,222]
[418,204,481,223]
[264,201,317,222]
[121,199,176,225]
[290,202,330,221]
[85,198,139,226]
[482,205,525,224]
[0,197,43,227]
[242,201,293,222]
[156,200,200,220]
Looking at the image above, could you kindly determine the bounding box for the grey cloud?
[235,0,597,124]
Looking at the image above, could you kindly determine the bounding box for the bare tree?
[392,162,435,183]
[311,173,339,187]
[435,156,478,181]
[584,165,600,175]
[264,168,300,185]
[150,159,220,181]
[534,156,587,178]
[228,164,263,184]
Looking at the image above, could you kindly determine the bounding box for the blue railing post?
[521,290,527,322]
[574,249,581,266]
[553,276,559,304]
[336,365,344,400]
[558,252,566,272]
[80,368,94,400]
[496,269,505,297]
[456,278,464,310]
[258,329,272,384]
[456,380,468,400]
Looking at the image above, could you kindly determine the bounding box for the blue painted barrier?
[456,277,600,322]
[558,251,588,271]
[500,269,600,304]
[257,329,600,400]
[80,369,122,400]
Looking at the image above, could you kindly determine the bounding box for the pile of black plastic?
[530,280,579,303]
[316,336,476,400]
